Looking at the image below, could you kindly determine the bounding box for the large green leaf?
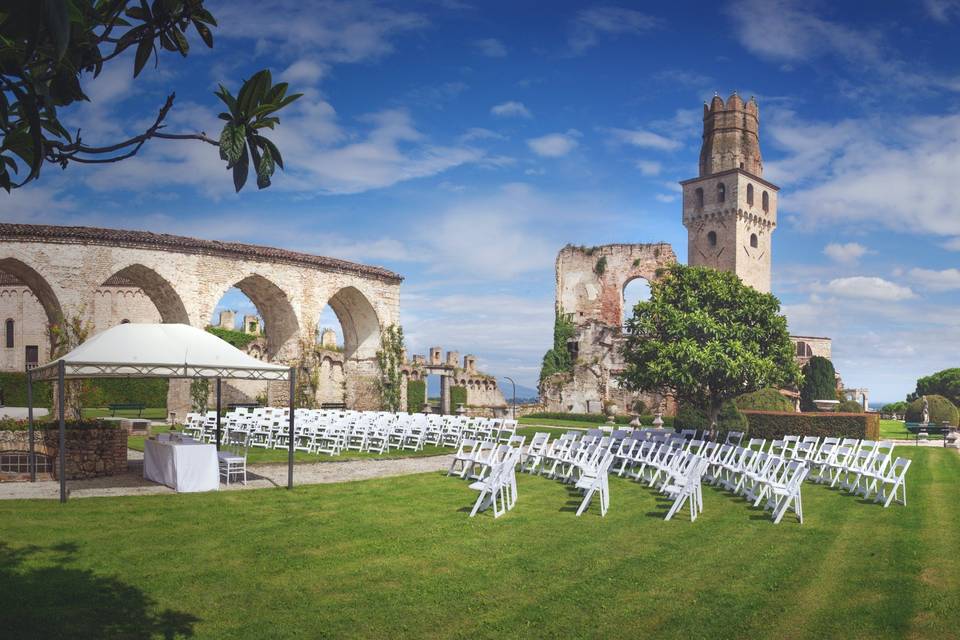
[42,0,71,60]
[218,123,245,166]
[232,142,249,192]
[133,35,154,77]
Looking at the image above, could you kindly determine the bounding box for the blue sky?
[7,0,960,402]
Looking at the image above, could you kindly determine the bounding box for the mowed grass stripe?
[0,449,957,639]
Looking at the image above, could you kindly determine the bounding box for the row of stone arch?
[0,257,380,364]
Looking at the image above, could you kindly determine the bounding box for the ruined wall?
[556,243,676,326]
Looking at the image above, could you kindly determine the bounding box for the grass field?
[1,447,956,639]
[80,407,169,420]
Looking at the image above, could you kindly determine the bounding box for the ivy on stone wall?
[406,379,426,413]
[539,310,576,383]
[376,324,405,412]
[190,378,210,414]
[205,326,258,349]
[594,256,607,276]
[451,386,467,409]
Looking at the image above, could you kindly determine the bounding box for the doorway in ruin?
[622,277,651,326]
[315,303,347,407]
[322,286,382,409]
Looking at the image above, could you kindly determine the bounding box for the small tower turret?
[699,92,762,177]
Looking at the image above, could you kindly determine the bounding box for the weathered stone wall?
[556,243,676,326]
[0,427,127,481]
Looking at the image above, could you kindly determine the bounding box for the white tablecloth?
[144,439,219,492]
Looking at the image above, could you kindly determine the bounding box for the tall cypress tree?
[800,356,837,411]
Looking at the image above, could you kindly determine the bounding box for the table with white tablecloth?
[143,438,219,492]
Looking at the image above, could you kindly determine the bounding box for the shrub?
[450,386,467,409]
[904,394,959,426]
[881,401,908,415]
[406,380,426,413]
[0,418,117,431]
[838,399,865,413]
[741,411,880,440]
[539,311,576,382]
[735,388,794,412]
[800,356,836,411]
[523,411,675,428]
[632,399,648,414]
[0,372,53,408]
[675,402,746,433]
[205,326,258,349]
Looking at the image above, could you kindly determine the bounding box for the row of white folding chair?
[469,447,522,518]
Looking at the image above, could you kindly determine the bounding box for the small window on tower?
[717,183,726,203]
[708,231,717,247]
[746,184,754,205]
[4,319,13,349]
[750,233,758,248]
[695,187,704,208]
[762,191,769,212]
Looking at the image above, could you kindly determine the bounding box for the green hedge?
[904,394,959,426]
[407,380,426,413]
[741,411,880,440]
[735,388,795,412]
[0,372,52,407]
[675,403,747,433]
[450,386,467,409]
[523,411,675,428]
[0,373,168,409]
[0,418,118,431]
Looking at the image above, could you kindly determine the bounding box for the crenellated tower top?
[699,92,762,178]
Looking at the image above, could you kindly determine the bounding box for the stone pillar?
[440,373,451,415]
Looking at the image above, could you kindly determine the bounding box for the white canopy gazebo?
[26,323,296,502]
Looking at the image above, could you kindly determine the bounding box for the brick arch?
[0,257,64,353]
[325,285,381,363]
[210,273,300,361]
[621,275,651,324]
[101,264,190,324]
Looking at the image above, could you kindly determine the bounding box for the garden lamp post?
[503,376,516,420]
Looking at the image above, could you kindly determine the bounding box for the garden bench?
[108,402,145,417]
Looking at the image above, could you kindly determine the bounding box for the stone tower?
[680,93,779,292]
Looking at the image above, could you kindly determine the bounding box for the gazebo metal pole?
[27,367,35,482]
[58,360,66,503]
[215,377,222,450]
[287,367,295,490]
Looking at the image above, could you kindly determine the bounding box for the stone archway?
[326,286,381,363]
[0,257,64,355]
[102,264,190,324]
[222,274,300,361]
[621,276,651,325]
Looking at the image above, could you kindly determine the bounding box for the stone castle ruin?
[402,348,506,415]
[540,94,855,415]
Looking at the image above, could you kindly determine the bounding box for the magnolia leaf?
[218,123,245,166]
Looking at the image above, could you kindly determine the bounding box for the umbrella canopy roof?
[30,323,290,381]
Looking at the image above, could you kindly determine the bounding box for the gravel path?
[0,453,455,501]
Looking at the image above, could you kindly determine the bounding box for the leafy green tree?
[619,264,800,432]
[539,309,576,382]
[735,387,795,412]
[838,399,864,413]
[0,0,300,192]
[881,401,908,415]
[910,368,960,408]
[800,356,836,411]
[375,324,405,412]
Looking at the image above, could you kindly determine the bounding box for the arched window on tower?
[717,183,726,203]
[746,184,754,206]
[707,231,717,247]
[695,187,704,209]
[762,191,769,212]
[750,233,758,248]
[4,319,13,349]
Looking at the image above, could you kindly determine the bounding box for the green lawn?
[881,419,943,441]
[1,447,956,639]
[81,407,169,420]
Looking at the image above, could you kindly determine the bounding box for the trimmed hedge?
[904,394,959,426]
[837,399,865,413]
[676,403,747,433]
[741,410,880,440]
[406,380,426,413]
[450,386,467,410]
[0,418,118,431]
[523,411,676,428]
[0,372,52,407]
[0,373,168,409]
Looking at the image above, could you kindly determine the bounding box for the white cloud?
[215,0,427,63]
[819,277,916,302]
[654,193,675,203]
[459,127,507,143]
[726,0,960,94]
[280,58,328,85]
[606,127,680,151]
[473,38,507,57]
[636,160,662,176]
[568,6,661,54]
[925,0,960,22]
[909,267,960,291]
[491,101,532,118]
[527,130,580,157]
[769,111,960,239]
[823,242,869,265]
